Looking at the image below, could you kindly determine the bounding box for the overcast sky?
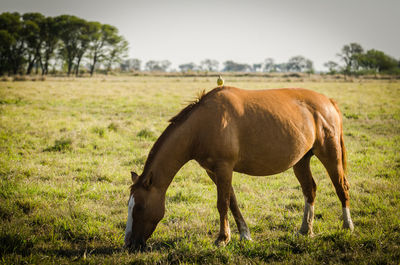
[1,0,399,71]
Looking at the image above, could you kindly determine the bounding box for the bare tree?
[179,62,196,72]
[200,59,219,71]
[324,61,339,74]
[263,58,275,72]
[337,43,364,75]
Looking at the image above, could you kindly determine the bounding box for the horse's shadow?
[36,245,124,258]
[35,237,185,258]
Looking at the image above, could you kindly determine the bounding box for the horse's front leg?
[206,171,251,241]
[213,163,233,246]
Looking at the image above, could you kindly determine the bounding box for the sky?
[1,0,399,71]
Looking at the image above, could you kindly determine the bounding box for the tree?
[86,22,102,76]
[104,35,128,73]
[160,60,171,72]
[22,13,45,75]
[337,43,364,75]
[275,63,289,72]
[87,24,122,76]
[263,58,275,72]
[0,12,26,75]
[40,16,59,75]
[305,59,314,74]
[324,61,339,74]
[145,60,159,71]
[0,29,14,75]
[358,49,398,73]
[0,11,130,76]
[179,62,196,72]
[283,56,315,73]
[145,60,171,72]
[252,63,262,72]
[56,15,86,76]
[200,59,219,71]
[223,60,251,72]
[120,58,141,72]
[74,20,97,76]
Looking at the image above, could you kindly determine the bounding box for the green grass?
[0,76,399,264]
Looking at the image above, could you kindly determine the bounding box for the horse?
[124,86,354,250]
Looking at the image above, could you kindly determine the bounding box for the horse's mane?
[131,88,222,191]
[168,89,207,124]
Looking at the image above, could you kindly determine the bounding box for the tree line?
[325,43,400,75]
[119,56,315,73]
[0,12,128,76]
[1,12,399,76]
[121,43,399,75]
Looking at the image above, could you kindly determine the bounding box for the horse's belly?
[233,151,301,176]
[233,130,313,176]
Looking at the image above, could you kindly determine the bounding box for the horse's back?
[194,87,340,176]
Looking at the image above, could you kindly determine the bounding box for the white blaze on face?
[124,195,135,246]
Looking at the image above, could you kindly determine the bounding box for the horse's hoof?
[240,231,252,241]
[297,229,314,237]
[343,221,354,232]
[214,236,230,247]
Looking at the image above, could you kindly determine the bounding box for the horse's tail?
[330,98,349,190]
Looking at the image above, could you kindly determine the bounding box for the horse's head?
[124,171,165,250]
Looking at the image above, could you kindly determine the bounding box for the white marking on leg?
[342,207,354,231]
[124,195,135,247]
[299,199,314,236]
[239,220,252,241]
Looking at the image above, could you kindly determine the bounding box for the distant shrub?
[0,76,11,82]
[283,73,302,78]
[44,138,73,152]
[12,75,28,81]
[31,76,46,82]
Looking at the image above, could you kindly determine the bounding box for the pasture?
[0,76,399,264]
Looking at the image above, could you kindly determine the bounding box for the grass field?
[0,76,399,264]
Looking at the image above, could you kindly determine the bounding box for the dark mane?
[168,89,207,124]
[132,88,222,189]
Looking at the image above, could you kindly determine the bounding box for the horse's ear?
[142,172,153,189]
[131,171,139,183]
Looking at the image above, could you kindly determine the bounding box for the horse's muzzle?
[124,237,147,252]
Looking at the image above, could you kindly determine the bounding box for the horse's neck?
[147,123,193,192]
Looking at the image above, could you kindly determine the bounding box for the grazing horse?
[124,86,354,249]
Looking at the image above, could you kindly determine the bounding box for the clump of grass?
[15,199,35,214]
[344,113,359,119]
[137,128,155,139]
[91,126,106,137]
[107,122,119,132]
[0,97,25,105]
[44,138,73,152]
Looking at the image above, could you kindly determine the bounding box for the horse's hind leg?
[293,151,317,236]
[206,171,251,241]
[314,137,354,231]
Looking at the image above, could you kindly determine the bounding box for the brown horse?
[124,86,354,249]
